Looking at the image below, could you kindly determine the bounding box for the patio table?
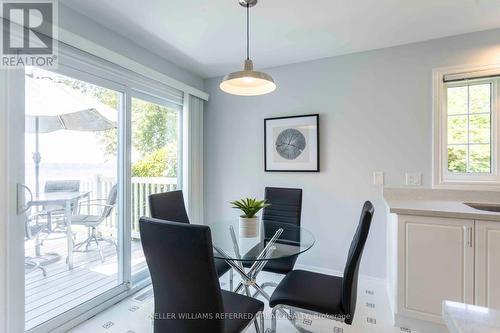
[29,191,90,270]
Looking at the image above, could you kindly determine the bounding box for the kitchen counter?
[443,301,500,333]
[383,188,500,222]
[385,188,500,333]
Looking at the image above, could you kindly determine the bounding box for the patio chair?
[72,185,118,262]
[34,180,81,248]
[24,213,48,277]
[42,180,81,230]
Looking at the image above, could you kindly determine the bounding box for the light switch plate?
[373,171,384,185]
[405,173,422,186]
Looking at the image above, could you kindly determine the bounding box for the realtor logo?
[1,0,58,68]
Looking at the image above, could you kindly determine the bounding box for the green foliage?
[131,145,177,177]
[448,146,467,173]
[97,128,118,157]
[469,145,491,173]
[132,98,178,155]
[447,83,491,174]
[230,198,270,218]
[58,77,179,177]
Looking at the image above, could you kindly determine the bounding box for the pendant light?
[220,0,276,96]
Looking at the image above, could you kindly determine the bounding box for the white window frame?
[433,64,500,190]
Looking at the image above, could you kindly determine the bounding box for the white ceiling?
[61,0,500,78]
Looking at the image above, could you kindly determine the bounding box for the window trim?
[433,64,500,190]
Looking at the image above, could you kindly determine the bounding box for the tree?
[447,84,491,173]
[58,76,179,177]
[131,98,178,155]
[131,144,178,177]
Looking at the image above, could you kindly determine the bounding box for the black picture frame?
[264,114,320,172]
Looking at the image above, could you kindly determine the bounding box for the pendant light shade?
[220,59,276,96]
[220,0,276,96]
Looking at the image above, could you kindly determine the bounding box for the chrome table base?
[214,225,283,301]
[214,225,284,333]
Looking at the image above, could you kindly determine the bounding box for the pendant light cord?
[246,3,250,60]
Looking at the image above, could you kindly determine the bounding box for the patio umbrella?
[25,69,118,196]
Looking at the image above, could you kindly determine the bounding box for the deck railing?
[79,176,178,236]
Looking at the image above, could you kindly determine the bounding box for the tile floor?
[69,271,417,333]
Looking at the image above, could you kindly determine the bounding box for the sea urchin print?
[275,128,306,160]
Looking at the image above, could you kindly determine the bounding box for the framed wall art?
[264,114,319,172]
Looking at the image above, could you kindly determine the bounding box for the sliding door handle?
[17,184,32,215]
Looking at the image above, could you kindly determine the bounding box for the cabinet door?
[398,215,474,323]
[475,220,500,309]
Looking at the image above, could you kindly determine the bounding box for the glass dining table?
[209,220,315,301]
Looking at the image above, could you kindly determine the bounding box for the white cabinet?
[396,215,475,324]
[475,220,500,309]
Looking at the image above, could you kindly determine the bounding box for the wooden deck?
[24,229,147,330]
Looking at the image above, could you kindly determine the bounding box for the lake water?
[25,162,117,190]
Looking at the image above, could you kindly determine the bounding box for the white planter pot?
[239,216,259,238]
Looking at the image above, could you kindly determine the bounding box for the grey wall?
[203,28,500,279]
[58,4,204,90]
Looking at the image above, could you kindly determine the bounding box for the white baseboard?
[294,263,387,286]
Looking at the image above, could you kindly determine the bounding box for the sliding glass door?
[23,67,126,330]
[5,42,187,332]
[129,93,182,281]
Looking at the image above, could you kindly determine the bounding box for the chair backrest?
[102,184,118,219]
[44,180,80,193]
[262,187,302,225]
[262,187,302,242]
[139,217,224,333]
[24,215,37,240]
[341,201,374,323]
[148,190,190,223]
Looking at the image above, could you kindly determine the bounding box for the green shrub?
[132,146,177,177]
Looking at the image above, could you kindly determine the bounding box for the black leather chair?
[148,190,232,281]
[149,190,189,224]
[243,187,302,286]
[140,217,264,333]
[269,201,374,331]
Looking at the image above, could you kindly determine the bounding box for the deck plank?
[24,234,146,331]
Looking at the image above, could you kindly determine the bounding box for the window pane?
[448,145,467,173]
[469,144,491,173]
[447,86,468,115]
[469,114,490,144]
[469,84,490,114]
[24,67,121,330]
[446,81,493,175]
[447,115,468,144]
[130,96,180,279]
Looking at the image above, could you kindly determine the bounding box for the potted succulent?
[230,198,270,237]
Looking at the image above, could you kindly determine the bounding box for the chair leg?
[73,226,115,263]
[253,281,278,296]
[91,233,105,262]
[25,259,47,277]
[35,234,41,257]
[39,265,47,277]
[261,281,278,290]
[254,316,260,332]
[271,307,278,333]
[289,309,314,333]
[254,312,263,333]
[229,268,234,291]
[102,237,118,250]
